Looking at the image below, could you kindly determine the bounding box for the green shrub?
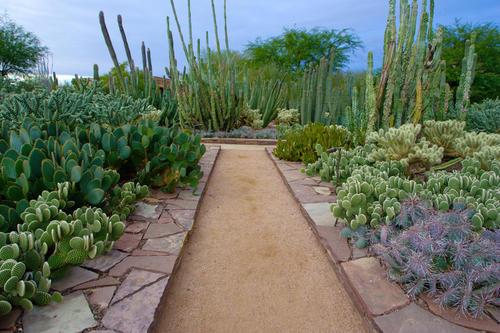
[273,122,351,164]
[466,98,500,134]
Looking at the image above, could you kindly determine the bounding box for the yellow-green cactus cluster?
[275,109,299,125]
[423,120,466,156]
[367,124,444,168]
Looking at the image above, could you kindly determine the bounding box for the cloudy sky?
[2,0,499,77]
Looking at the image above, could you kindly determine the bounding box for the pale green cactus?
[422,120,466,156]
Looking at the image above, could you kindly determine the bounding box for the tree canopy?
[0,14,48,76]
[244,27,362,74]
[441,20,500,104]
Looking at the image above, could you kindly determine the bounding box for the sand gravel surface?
[153,148,367,333]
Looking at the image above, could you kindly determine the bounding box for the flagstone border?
[266,147,500,333]
[14,146,221,333]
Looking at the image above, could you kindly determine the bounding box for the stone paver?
[144,223,183,239]
[142,232,188,255]
[282,169,309,182]
[342,257,409,316]
[131,249,169,256]
[72,276,121,291]
[303,203,337,227]
[313,186,332,195]
[132,202,162,220]
[51,266,98,292]
[316,225,351,262]
[158,211,175,224]
[87,286,117,310]
[0,308,21,330]
[109,255,177,277]
[102,277,169,333]
[374,303,475,333]
[23,292,97,333]
[112,233,142,252]
[178,189,201,201]
[489,307,500,324]
[351,247,368,260]
[422,295,500,332]
[165,199,198,210]
[170,210,195,230]
[82,250,128,272]
[148,188,178,200]
[111,269,165,305]
[125,221,149,234]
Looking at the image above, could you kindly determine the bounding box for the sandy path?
[152,149,367,333]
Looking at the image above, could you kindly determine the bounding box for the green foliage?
[466,99,500,134]
[0,85,155,130]
[441,20,500,104]
[0,14,48,76]
[245,27,362,74]
[273,123,351,164]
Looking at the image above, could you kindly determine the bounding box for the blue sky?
[2,0,499,77]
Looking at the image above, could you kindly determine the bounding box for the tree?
[244,27,362,74]
[0,14,48,76]
[441,20,500,104]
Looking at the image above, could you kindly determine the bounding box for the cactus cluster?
[466,99,500,134]
[275,109,299,126]
[273,123,351,164]
[422,119,465,156]
[366,123,443,168]
[0,86,155,131]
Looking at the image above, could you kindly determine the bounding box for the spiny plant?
[372,201,499,317]
[466,99,500,134]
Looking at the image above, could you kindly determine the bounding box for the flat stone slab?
[72,276,120,291]
[303,203,336,227]
[313,186,332,195]
[178,189,201,201]
[125,221,149,234]
[82,250,128,272]
[144,223,183,239]
[23,291,97,333]
[102,277,169,333]
[111,269,165,305]
[341,257,409,316]
[282,169,309,182]
[351,247,368,260]
[170,210,195,230]
[374,303,475,333]
[165,199,198,210]
[113,233,142,252]
[86,286,116,311]
[51,266,98,292]
[0,308,21,330]
[131,202,162,220]
[148,188,178,200]
[422,295,500,332]
[109,255,177,277]
[316,225,351,262]
[488,307,500,324]
[142,232,187,255]
[158,211,175,224]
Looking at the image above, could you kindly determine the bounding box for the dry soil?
[152,148,367,333]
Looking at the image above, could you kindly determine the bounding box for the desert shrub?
[466,99,500,134]
[273,122,351,164]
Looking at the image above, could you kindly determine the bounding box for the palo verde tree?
[0,14,48,77]
[245,27,362,75]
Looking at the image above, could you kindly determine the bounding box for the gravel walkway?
[152,148,367,332]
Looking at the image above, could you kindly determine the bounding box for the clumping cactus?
[366,124,444,169]
[275,109,299,126]
[423,120,466,156]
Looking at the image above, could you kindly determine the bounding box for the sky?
[2,0,499,78]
